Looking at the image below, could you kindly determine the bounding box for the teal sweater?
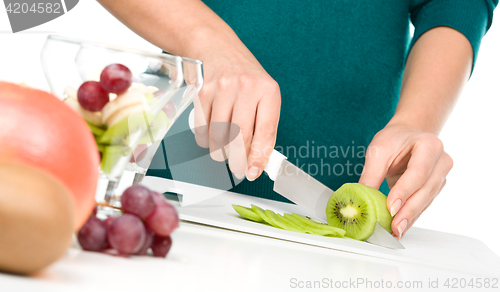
[148,0,497,202]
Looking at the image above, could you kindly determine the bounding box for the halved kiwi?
[326,183,392,241]
[232,204,263,222]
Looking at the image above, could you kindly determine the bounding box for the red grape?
[78,216,108,251]
[77,81,109,111]
[121,185,156,218]
[151,235,172,258]
[151,191,169,206]
[107,214,146,254]
[100,64,132,94]
[103,216,117,228]
[92,205,98,216]
[145,200,179,236]
[134,228,154,255]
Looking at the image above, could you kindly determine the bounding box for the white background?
[0,1,499,258]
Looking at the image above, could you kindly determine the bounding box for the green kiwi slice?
[233,204,345,238]
[326,183,392,241]
[138,111,169,144]
[86,122,106,137]
[265,210,305,233]
[232,204,263,222]
[100,145,131,174]
[97,143,106,153]
[277,214,305,231]
[251,204,280,228]
[99,111,168,145]
[285,213,345,237]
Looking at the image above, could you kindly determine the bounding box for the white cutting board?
[143,176,500,277]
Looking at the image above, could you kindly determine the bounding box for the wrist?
[386,111,441,134]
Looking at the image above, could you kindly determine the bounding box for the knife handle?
[188,112,286,181]
[264,149,287,181]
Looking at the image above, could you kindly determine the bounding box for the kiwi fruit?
[265,209,305,233]
[234,204,345,238]
[0,163,74,275]
[232,204,263,222]
[284,213,345,237]
[326,183,393,241]
[277,214,304,231]
[251,204,280,228]
[100,145,131,175]
[138,111,169,144]
[86,121,106,137]
[98,111,169,146]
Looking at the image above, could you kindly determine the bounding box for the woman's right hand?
[97,0,281,180]
[191,30,281,181]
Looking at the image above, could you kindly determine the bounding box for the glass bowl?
[41,34,203,206]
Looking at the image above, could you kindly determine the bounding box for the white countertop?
[1,221,498,292]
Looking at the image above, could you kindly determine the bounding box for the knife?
[264,149,405,250]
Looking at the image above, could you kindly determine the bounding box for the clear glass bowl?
[41,34,203,205]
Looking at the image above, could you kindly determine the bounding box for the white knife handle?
[189,113,286,181]
[264,149,287,181]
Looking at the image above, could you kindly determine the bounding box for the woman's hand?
[193,38,281,181]
[96,0,281,181]
[359,122,453,240]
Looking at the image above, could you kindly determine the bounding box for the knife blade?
[264,149,404,249]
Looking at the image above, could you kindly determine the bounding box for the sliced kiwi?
[265,209,305,233]
[97,143,106,153]
[277,214,305,231]
[99,111,168,146]
[138,111,169,144]
[233,204,345,237]
[232,204,263,222]
[98,113,144,145]
[86,121,106,137]
[326,183,392,241]
[251,204,280,228]
[100,145,131,174]
[284,213,345,237]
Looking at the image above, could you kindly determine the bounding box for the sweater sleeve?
[409,0,498,72]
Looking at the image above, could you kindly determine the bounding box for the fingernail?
[246,166,260,181]
[390,199,402,217]
[397,219,408,241]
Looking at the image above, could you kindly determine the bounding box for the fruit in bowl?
[63,64,171,176]
[0,82,100,230]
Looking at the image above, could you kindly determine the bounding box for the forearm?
[389,26,473,135]
[96,0,251,61]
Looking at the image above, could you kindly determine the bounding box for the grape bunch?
[77,63,132,112]
[77,185,178,257]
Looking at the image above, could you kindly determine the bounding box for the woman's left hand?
[358,121,453,240]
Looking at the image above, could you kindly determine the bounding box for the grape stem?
[96,201,123,211]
